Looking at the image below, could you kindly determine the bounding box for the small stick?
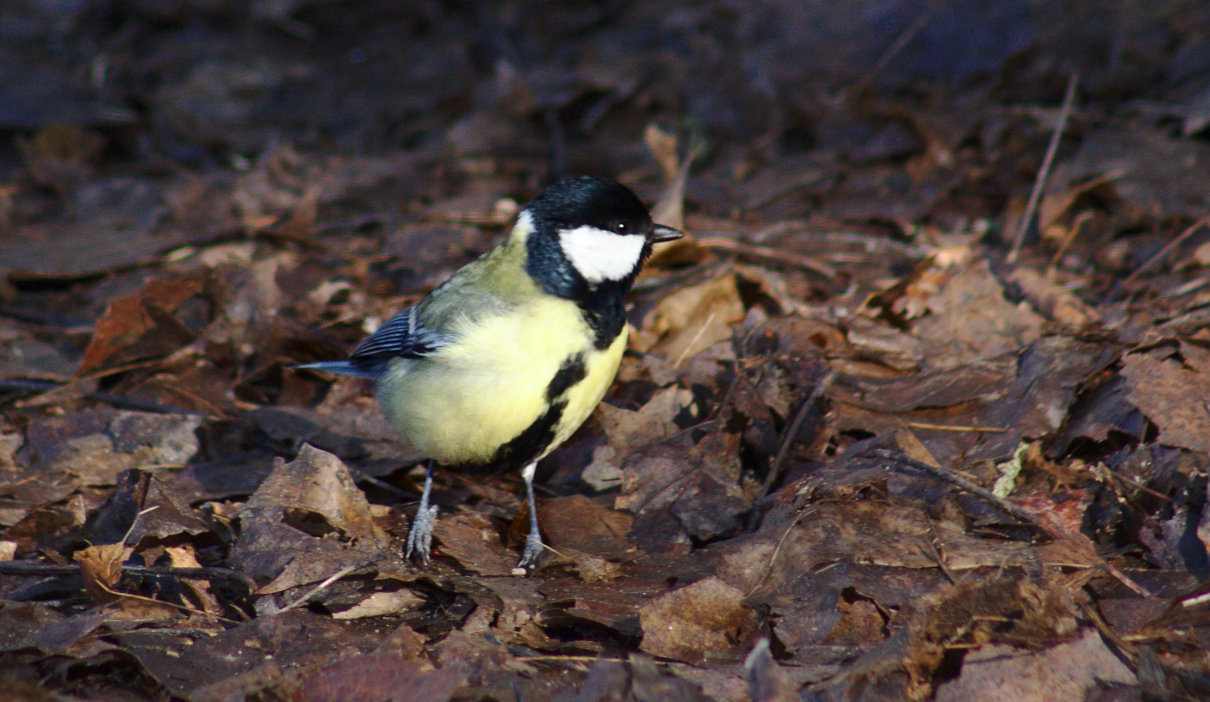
[122,506,159,545]
[904,421,1007,433]
[762,372,834,497]
[1008,73,1079,264]
[696,237,838,278]
[922,521,957,585]
[746,508,811,597]
[1046,210,1095,277]
[515,655,623,663]
[673,312,717,368]
[95,582,240,623]
[0,561,255,589]
[1101,561,1152,598]
[277,564,360,613]
[852,10,932,97]
[864,448,1041,526]
[1115,215,1210,293]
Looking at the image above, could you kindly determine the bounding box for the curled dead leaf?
[73,542,131,603]
[78,272,210,375]
[332,590,425,620]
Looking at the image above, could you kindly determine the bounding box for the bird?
[296,176,681,571]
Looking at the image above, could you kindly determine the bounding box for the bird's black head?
[526,176,655,238]
[520,176,681,348]
[522,176,680,286]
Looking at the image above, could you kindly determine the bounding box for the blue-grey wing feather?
[349,306,448,372]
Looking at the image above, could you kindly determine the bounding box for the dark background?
[3,2,1210,700]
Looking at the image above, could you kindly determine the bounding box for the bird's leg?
[516,462,544,570]
[405,461,438,564]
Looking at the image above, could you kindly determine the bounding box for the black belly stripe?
[493,352,589,468]
[546,353,587,401]
[493,399,565,467]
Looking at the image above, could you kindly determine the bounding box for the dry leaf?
[73,542,131,603]
[1121,343,1210,453]
[78,273,208,375]
[332,590,425,620]
[935,631,1135,701]
[165,544,222,615]
[634,272,744,362]
[639,576,756,664]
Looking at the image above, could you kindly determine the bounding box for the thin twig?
[0,561,256,588]
[349,467,413,499]
[517,655,624,663]
[903,421,1007,433]
[673,312,717,368]
[95,584,240,624]
[1008,73,1079,264]
[1098,559,1152,597]
[852,9,932,96]
[2,378,204,416]
[1114,215,1210,294]
[864,448,1042,526]
[122,506,159,546]
[696,237,838,279]
[1046,210,1095,277]
[923,519,957,585]
[277,564,360,613]
[746,508,811,597]
[762,371,834,497]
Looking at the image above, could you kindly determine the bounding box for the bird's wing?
[348,306,449,370]
[340,245,522,374]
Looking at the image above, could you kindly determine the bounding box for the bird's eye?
[614,222,627,233]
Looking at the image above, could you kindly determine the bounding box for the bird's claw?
[516,531,544,571]
[405,504,439,565]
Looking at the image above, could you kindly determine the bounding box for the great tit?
[297,176,681,571]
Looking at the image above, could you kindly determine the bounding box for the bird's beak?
[649,224,682,243]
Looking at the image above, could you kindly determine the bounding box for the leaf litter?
[3,2,1210,700]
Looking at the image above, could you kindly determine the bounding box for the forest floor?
[3,2,1210,700]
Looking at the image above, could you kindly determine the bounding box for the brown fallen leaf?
[639,576,757,664]
[1121,342,1210,453]
[1038,170,1123,239]
[845,315,924,372]
[73,542,130,604]
[165,544,222,616]
[744,638,798,702]
[894,429,941,468]
[633,271,745,363]
[596,385,692,452]
[230,444,389,593]
[718,498,1036,598]
[934,630,1135,702]
[331,589,425,620]
[433,510,516,577]
[645,123,708,269]
[1048,127,1210,224]
[911,260,1045,368]
[535,495,634,560]
[560,548,625,583]
[78,272,210,375]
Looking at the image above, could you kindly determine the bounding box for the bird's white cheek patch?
[558,226,646,283]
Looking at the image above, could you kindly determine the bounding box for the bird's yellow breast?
[376,296,627,467]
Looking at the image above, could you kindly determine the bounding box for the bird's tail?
[291,360,379,379]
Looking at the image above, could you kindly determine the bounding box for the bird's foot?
[404,504,439,565]
[515,531,544,572]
